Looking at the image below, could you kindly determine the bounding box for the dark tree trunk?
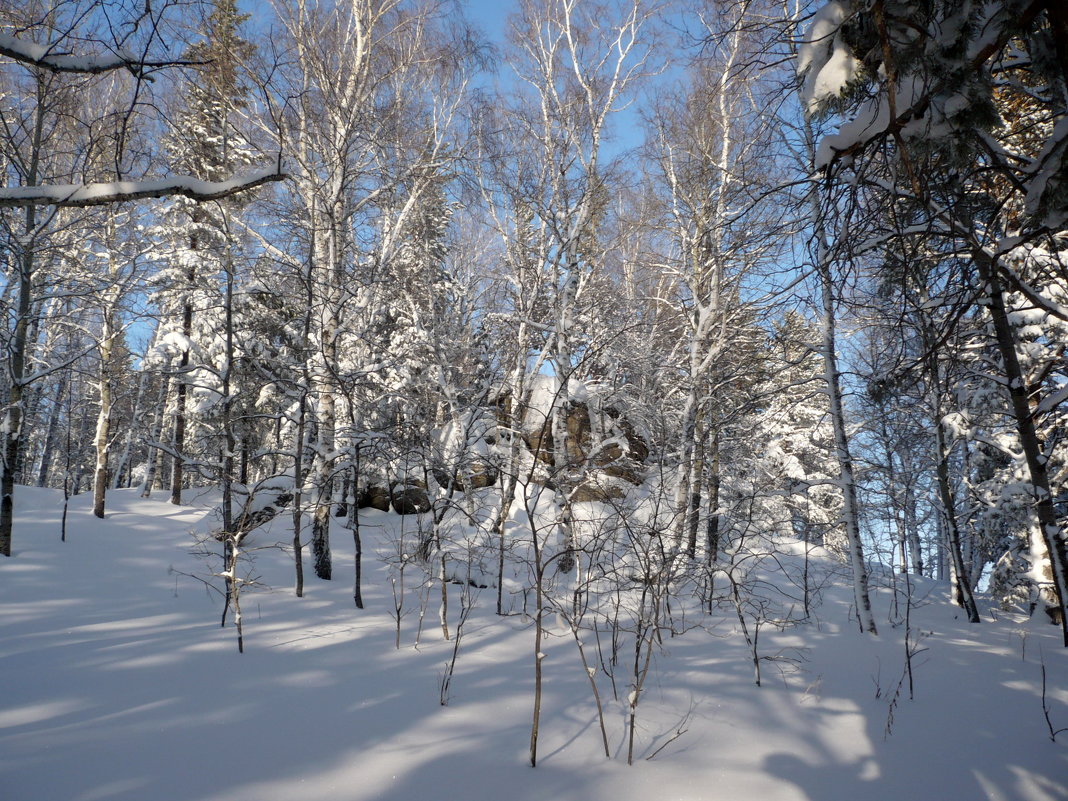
[980,255,1068,644]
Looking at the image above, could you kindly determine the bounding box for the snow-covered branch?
[0,31,201,77]
[0,166,287,208]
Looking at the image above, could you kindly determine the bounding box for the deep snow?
[1,486,1066,801]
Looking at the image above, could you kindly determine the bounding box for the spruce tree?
[155,0,256,509]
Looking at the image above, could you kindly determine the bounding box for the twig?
[646,703,694,761]
[1041,650,1068,743]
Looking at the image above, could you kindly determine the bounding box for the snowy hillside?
[2,487,1066,801]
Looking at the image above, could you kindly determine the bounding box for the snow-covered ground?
[2,486,1066,801]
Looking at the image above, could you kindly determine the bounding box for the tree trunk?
[291,388,308,598]
[0,206,34,556]
[0,76,45,557]
[672,394,698,554]
[35,364,70,488]
[112,370,148,490]
[932,413,980,622]
[92,301,118,518]
[220,257,237,625]
[310,211,341,582]
[170,259,195,506]
[91,366,111,518]
[311,382,334,581]
[351,445,363,609]
[705,429,721,563]
[980,255,1068,644]
[686,425,707,559]
[141,376,171,497]
[817,261,877,635]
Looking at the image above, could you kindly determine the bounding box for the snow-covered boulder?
[390,479,430,515]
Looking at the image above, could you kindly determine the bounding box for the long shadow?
[6,489,1068,801]
[759,604,1068,801]
[3,490,572,801]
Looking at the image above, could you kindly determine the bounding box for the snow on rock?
[521,374,599,435]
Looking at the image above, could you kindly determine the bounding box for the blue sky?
[239,0,513,43]
[461,0,512,44]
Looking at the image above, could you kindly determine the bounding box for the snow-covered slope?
[2,487,1065,801]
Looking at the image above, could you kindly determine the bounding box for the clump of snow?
[940,411,970,441]
[797,2,862,115]
[434,409,496,467]
[814,76,923,168]
[521,374,598,435]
